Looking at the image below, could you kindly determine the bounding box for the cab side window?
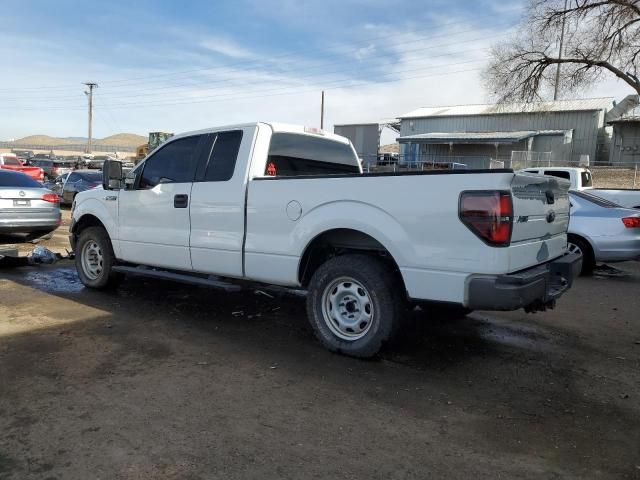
[139,135,201,189]
[203,130,243,182]
[67,172,80,183]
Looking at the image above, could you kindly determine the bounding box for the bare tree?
[484,0,640,103]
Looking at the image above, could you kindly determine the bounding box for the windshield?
[78,172,102,182]
[571,190,620,208]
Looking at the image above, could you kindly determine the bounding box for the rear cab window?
[0,171,42,187]
[265,133,360,177]
[543,170,570,180]
[2,156,20,166]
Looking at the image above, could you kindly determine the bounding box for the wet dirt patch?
[21,265,83,294]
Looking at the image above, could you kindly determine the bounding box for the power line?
[0,65,483,112]
[0,59,486,111]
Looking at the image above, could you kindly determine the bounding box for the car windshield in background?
[572,190,620,208]
[0,170,43,187]
[78,172,102,182]
[266,133,359,176]
[581,171,593,187]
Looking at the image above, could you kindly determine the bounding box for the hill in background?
[12,133,147,148]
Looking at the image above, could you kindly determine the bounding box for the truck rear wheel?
[75,226,120,289]
[306,254,403,358]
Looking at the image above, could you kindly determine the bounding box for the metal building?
[333,123,380,167]
[608,101,640,165]
[397,98,616,167]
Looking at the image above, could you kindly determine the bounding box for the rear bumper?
[0,210,61,233]
[466,253,582,311]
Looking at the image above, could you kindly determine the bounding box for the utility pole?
[553,0,568,101]
[320,90,325,129]
[83,82,98,153]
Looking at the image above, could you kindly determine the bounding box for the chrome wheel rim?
[81,240,103,280]
[321,277,374,341]
[567,242,582,257]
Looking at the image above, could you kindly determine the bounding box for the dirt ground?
[1,221,640,479]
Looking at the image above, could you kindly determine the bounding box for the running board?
[112,265,243,292]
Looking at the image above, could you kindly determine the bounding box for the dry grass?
[591,167,639,189]
[11,133,146,148]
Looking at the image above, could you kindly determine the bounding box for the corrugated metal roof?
[609,105,640,123]
[397,130,566,143]
[399,98,614,119]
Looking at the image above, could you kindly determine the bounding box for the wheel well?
[72,214,106,235]
[298,228,405,290]
[568,233,594,256]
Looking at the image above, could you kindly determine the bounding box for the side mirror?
[103,160,123,190]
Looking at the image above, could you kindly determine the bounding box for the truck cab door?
[189,126,254,278]
[117,134,204,271]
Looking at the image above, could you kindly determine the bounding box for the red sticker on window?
[266,162,277,176]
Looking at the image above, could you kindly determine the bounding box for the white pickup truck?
[521,167,640,209]
[70,122,581,357]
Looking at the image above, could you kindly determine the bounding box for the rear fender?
[293,200,414,269]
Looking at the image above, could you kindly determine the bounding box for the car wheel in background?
[568,235,594,276]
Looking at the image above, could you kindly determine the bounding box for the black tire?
[75,226,120,289]
[568,235,594,276]
[306,254,405,358]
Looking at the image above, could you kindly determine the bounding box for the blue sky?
[0,0,634,142]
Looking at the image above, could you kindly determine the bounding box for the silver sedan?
[0,170,61,240]
[568,190,640,275]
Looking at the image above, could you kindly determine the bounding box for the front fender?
[72,196,119,256]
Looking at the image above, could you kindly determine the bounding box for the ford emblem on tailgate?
[546,210,556,223]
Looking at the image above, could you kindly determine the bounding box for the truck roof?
[169,122,351,145]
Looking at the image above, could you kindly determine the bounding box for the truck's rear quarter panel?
[245,170,570,303]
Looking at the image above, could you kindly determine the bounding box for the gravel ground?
[1,224,639,479]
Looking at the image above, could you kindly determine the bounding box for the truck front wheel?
[306,254,403,358]
[75,226,120,289]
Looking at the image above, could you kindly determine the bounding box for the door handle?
[174,194,189,208]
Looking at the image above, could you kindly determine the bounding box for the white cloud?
[199,36,257,59]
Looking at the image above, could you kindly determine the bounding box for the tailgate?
[510,172,570,252]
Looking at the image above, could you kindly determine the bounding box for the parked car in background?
[56,170,101,204]
[11,149,34,163]
[0,170,61,240]
[87,155,115,170]
[568,190,640,275]
[29,158,76,181]
[0,153,45,182]
[521,167,640,209]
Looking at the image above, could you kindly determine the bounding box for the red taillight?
[459,191,513,246]
[41,193,59,203]
[622,217,640,228]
